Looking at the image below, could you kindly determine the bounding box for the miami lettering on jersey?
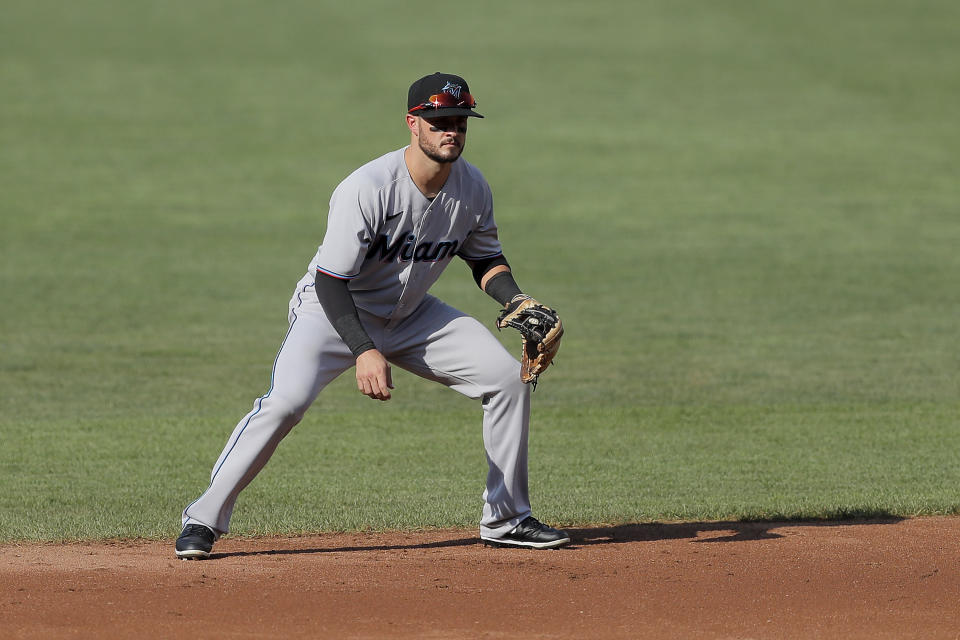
[366,232,460,263]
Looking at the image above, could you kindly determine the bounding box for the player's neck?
[404,146,453,200]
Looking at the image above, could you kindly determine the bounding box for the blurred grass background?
[1,0,958,540]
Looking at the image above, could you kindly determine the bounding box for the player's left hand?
[496,295,563,388]
[355,349,394,401]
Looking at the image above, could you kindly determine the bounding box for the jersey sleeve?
[457,181,502,260]
[314,176,377,279]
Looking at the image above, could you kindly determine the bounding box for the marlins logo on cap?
[440,81,462,99]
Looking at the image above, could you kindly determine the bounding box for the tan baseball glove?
[496,295,563,388]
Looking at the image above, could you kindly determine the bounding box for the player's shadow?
[206,515,906,558]
[566,515,906,545]
[209,535,478,559]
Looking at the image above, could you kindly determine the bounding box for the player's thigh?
[387,297,520,393]
[270,294,355,411]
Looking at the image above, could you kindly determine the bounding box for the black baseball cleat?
[175,524,216,559]
[481,516,571,549]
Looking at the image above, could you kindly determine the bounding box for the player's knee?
[281,405,308,428]
[267,395,310,430]
[495,364,529,399]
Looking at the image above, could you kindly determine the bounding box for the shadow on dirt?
[567,516,907,546]
[207,516,907,558]
[209,535,478,559]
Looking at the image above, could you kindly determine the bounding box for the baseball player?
[176,72,569,558]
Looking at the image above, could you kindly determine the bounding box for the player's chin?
[437,144,462,162]
[437,147,460,163]
[421,141,461,164]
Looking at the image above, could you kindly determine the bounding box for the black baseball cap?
[407,72,484,119]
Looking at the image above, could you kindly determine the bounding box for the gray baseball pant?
[181,276,532,540]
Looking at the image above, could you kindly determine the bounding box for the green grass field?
[2,0,959,541]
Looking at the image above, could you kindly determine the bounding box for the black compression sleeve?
[314,271,375,357]
[483,270,523,306]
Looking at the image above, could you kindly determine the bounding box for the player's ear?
[405,114,420,137]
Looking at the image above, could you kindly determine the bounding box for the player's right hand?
[355,349,394,401]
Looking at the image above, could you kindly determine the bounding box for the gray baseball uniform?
[181,147,532,540]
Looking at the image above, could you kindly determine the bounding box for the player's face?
[416,116,468,164]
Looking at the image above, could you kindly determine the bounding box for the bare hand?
[355,349,393,401]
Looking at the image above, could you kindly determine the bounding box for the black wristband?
[484,271,523,306]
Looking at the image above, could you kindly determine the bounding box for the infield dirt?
[2,517,959,639]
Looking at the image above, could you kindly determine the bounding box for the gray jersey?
[310,147,502,320]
